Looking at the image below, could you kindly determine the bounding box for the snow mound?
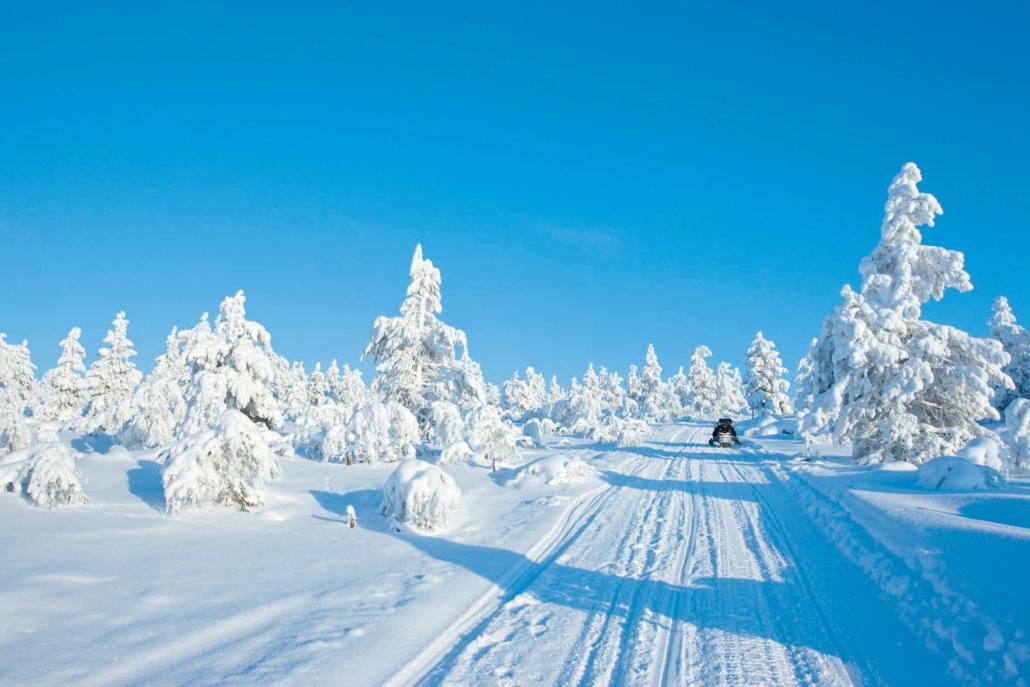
[915,456,1006,491]
[516,454,595,486]
[745,410,785,438]
[161,409,280,513]
[438,440,473,466]
[0,442,88,508]
[380,460,460,531]
[958,436,1008,474]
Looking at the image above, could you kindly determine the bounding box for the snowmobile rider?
[709,418,740,446]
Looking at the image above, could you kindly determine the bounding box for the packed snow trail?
[389,424,957,686]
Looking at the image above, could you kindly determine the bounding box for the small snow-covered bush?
[466,405,520,469]
[1005,398,1030,467]
[161,409,280,513]
[344,401,418,464]
[439,440,473,465]
[515,454,595,486]
[380,459,460,531]
[0,442,88,508]
[958,436,1008,474]
[915,456,1006,491]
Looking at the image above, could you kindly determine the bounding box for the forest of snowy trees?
[1,163,1028,517]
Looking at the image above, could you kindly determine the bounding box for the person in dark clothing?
[709,418,740,446]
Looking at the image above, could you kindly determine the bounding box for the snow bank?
[161,409,280,513]
[516,454,595,486]
[380,459,460,531]
[915,456,1006,491]
[0,442,88,508]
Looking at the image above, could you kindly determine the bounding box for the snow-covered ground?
[1,423,1028,686]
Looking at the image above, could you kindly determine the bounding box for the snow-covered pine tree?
[39,327,88,424]
[275,359,310,422]
[0,334,38,455]
[640,344,669,421]
[84,311,142,435]
[798,164,1011,463]
[364,245,488,433]
[988,296,1030,408]
[714,362,748,417]
[179,292,284,436]
[626,364,643,408]
[683,345,718,419]
[162,408,281,513]
[743,331,793,416]
[598,367,625,414]
[308,362,330,407]
[502,366,547,421]
[121,328,187,448]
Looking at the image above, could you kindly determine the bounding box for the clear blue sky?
[2,1,1027,384]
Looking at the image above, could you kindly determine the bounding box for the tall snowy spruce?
[714,362,748,418]
[39,327,89,424]
[796,163,1011,464]
[178,292,284,436]
[988,296,1030,408]
[84,311,142,435]
[639,344,669,421]
[162,292,285,513]
[363,244,488,432]
[743,332,793,416]
[0,334,38,455]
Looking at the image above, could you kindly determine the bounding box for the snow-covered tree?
[275,359,310,422]
[308,363,330,408]
[339,401,419,464]
[988,296,1030,408]
[465,404,519,470]
[684,346,718,419]
[121,328,188,448]
[381,460,460,531]
[179,292,284,436]
[326,360,368,412]
[639,344,668,420]
[1005,398,1030,468]
[598,367,625,414]
[625,364,642,407]
[714,362,748,417]
[161,409,281,513]
[502,366,546,420]
[84,311,142,435]
[797,163,1011,464]
[0,442,87,508]
[0,334,38,455]
[364,245,488,433]
[743,332,793,416]
[38,327,88,424]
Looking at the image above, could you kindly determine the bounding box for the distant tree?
[743,331,793,416]
[684,345,718,419]
[988,296,1030,408]
[714,362,748,417]
[39,327,88,424]
[0,335,38,455]
[121,328,187,448]
[84,312,142,434]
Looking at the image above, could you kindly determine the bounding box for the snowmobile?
[708,418,740,448]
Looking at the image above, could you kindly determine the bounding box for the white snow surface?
[1,422,1028,686]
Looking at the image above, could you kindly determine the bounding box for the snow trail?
[392,423,956,686]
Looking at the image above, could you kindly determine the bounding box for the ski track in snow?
[391,424,890,687]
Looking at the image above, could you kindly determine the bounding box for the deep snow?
[1,424,1028,686]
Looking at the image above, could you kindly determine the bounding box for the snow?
[2,422,1027,685]
[380,459,461,531]
[514,453,595,486]
[915,456,1007,491]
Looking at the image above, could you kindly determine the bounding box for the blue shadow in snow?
[127,460,165,510]
[310,488,385,529]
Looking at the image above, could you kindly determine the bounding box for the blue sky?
[2,1,1028,384]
